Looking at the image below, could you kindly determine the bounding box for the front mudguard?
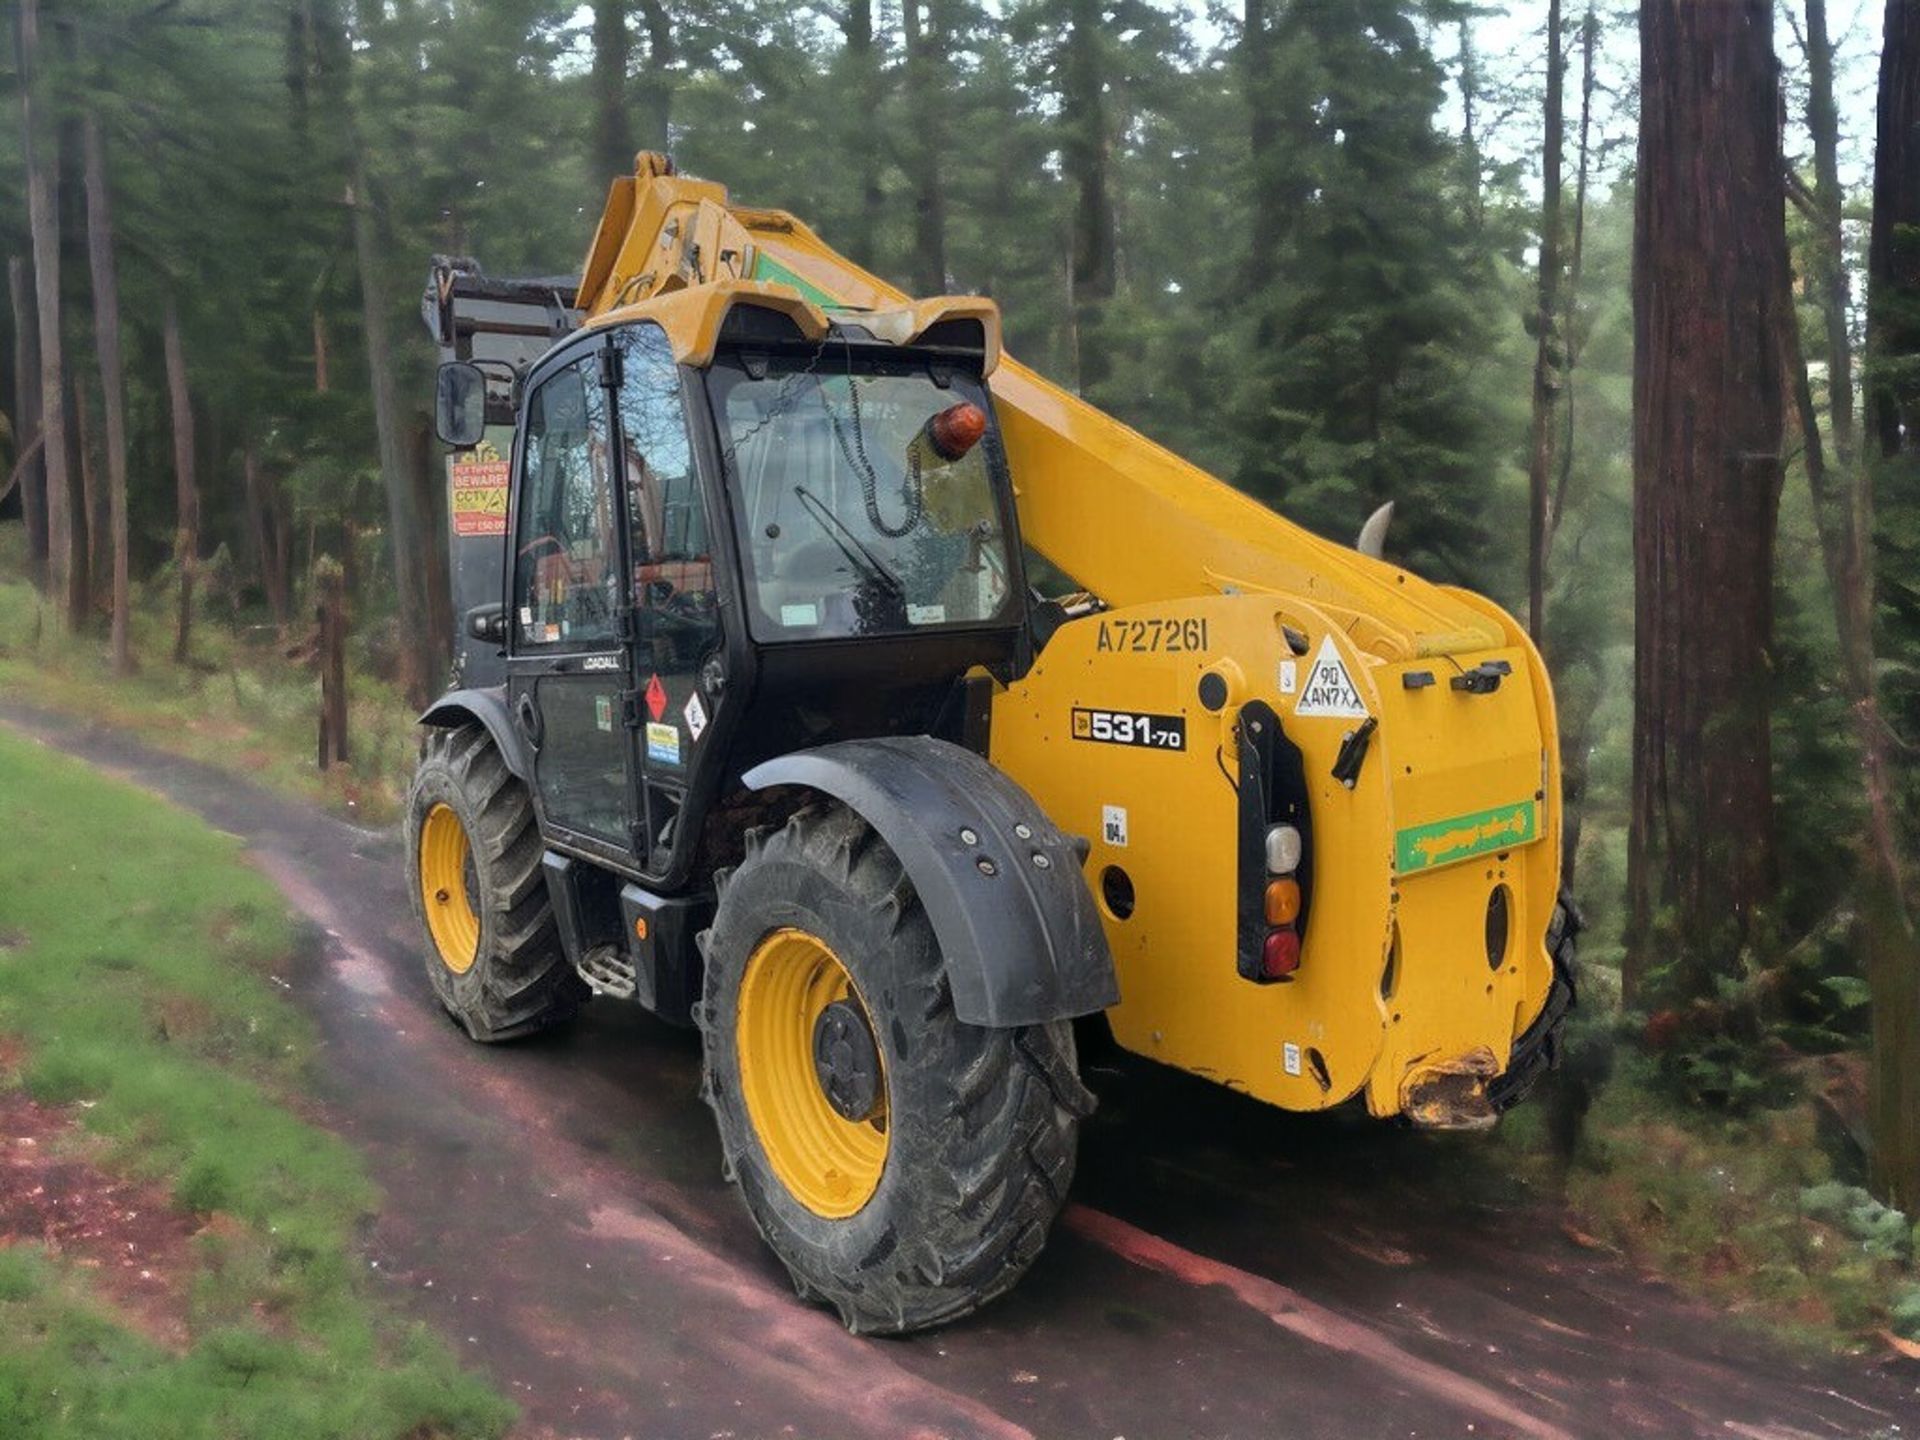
[742,736,1118,1028]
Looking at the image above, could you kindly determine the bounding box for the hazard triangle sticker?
[1292,635,1370,719]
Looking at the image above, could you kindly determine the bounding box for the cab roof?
[582,278,1002,375]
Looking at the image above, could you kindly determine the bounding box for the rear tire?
[405,723,588,1042]
[698,801,1092,1335]
[1490,893,1579,1111]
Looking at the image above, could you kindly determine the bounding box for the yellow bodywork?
[576,155,1563,1120]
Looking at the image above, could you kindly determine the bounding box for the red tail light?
[1260,929,1301,980]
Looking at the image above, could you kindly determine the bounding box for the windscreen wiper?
[792,486,907,598]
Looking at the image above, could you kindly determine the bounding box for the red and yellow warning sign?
[448,454,508,538]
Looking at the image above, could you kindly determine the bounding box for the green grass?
[0,726,512,1439]
[0,527,417,825]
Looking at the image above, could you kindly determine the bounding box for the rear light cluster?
[1258,824,1305,980]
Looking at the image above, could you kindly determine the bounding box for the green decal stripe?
[750,254,842,311]
[1394,799,1538,874]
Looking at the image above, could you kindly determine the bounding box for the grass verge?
[0,725,511,1438]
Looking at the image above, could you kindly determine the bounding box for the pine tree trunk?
[312,308,329,393]
[1062,0,1114,390]
[1863,0,1920,1213]
[242,443,291,627]
[1555,3,1599,890]
[634,0,673,153]
[83,113,131,674]
[1245,0,1277,274]
[18,0,75,629]
[8,257,46,589]
[409,412,452,680]
[1805,0,1856,463]
[900,0,948,295]
[1456,19,1483,233]
[348,145,431,708]
[1627,0,1788,1004]
[163,294,199,665]
[840,0,883,268]
[591,0,631,179]
[71,373,101,606]
[1526,0,1565,643]
[1869,0,1920,458]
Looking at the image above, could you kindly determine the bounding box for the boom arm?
[573,156,1500,662]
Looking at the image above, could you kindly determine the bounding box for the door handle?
[515,692,544,749]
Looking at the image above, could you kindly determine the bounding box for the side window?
[616,326,717,648]
[514,358,614,647]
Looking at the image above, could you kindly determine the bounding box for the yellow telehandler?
[410,153,1575,1333]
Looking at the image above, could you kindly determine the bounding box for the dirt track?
[6,699,1917,1440]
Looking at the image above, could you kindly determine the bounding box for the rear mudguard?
[742,736,1119,1028]
[418,687,532,780]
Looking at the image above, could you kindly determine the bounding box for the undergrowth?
[0,527,417,825]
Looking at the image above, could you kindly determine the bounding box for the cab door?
[506,344,638,854]
[613,323,725,874]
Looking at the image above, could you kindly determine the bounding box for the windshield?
[708,352,1016,639]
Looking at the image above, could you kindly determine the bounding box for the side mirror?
[465,602,507,644]
[435,362,487,448]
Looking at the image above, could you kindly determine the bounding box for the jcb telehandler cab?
[409,154,1575,1334]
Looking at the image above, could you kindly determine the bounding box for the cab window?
[615,325,716,641]
[708,354,1015,640]
[513,358,614,647]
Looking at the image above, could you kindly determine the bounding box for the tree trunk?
[312,308,330,393]
[409,412,452,680]
[70,372,101,604]
[1863,0,1920,1212]
[18,0,76,629]
[900,0,948,296]
[1627,0,1788,1004]
[1803,0,1857,464]
[163,295,199,664]
[1869,0,1920,459]
[348,144,432,708]
[83,113,131,673]
[1457,18,1483,233]
[1526,0,1565,644]
[634,0,673,153]
[1555,4,1597,538]
[1245,0,1277,274]
[840,0,884,268]
[1062,0,1114,390]
[1555,4,1600,890]
[591,0,631,179]
[315,555,349,768]
[242,443,291,626]
[8,257,46,589]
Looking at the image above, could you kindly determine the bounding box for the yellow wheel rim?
[736,928,889,1218]
[418,803,480,975]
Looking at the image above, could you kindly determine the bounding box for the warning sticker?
[1291,636,1369,719]
[646,722,681,766]
[683,691,708,741]
[447,455,509,538]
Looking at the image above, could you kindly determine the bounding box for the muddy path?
[5,699,1915,1440]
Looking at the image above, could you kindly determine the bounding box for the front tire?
[405,723,588,1041]
[698,802,1092,1335]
